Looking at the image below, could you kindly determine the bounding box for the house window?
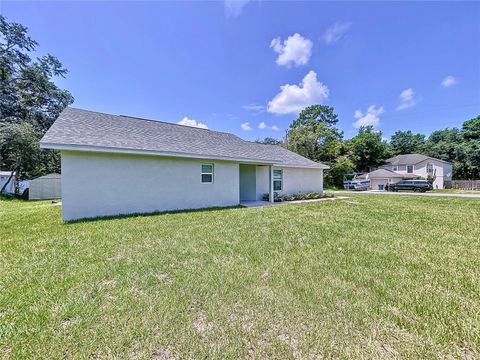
[426,163,434,174]
[273,169,283,191]
[407,165,414,174]
[201,164,214,183]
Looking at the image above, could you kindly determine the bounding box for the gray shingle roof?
[385,154,450,165]
[358,169,420,179]
[41,108,327,169]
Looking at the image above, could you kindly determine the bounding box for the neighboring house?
[357,169,420,190]
[40,108,329,221]
[380,154,452,189]
[29,173,61,200]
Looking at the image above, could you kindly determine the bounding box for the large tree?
[389,130,425,155]
[0,15,73,193]
[324,155,355,188]
[287,105,344,164]
[347,126,388,172]
[255,137,283,146]
[423,127,462,163]
[462,115,480,141]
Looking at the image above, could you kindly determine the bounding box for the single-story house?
[379,154,452,189]
[40,108,329,221]
[28,173,61,200]
[357,169,420,190]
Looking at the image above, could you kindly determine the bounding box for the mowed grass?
[1,195,479,359]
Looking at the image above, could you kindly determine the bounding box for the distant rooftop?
[385,154,451,165]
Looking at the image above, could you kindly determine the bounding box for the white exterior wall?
[255,166,324,200]
[256,166,270,200]
[61,151,240,220]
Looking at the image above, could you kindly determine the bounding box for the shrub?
[262,191,333,202]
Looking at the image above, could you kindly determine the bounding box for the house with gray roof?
[357,168,421,190]
[378,153,452,189]
[41,108,329,220]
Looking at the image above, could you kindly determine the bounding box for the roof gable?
[41,108,327,169]
[385,153,450,165]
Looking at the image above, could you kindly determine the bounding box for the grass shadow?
[64,205,245,224]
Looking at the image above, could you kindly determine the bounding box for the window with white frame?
[407,165,414,174]
[426,163,434,174]
[273,169,283,191]
[201,164,214,183]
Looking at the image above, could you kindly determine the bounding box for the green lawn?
[1,196,479,359]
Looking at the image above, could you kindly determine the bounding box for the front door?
[239,165,257,201]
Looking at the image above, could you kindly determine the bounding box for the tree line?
[256,105,480,187]
[0,15,73,193]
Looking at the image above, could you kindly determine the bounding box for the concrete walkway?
[334,190,480,199]
[241,196,349,208]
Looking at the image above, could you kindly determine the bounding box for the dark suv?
[387,180,433,192]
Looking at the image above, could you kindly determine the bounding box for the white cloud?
[353,105,384,128]
[243,103,265,115]
[399,88,414,102]
[267,70,329,114]
[177,117,208,129]
[258,122,280,131]
[396,88,416,110]
[241,122,252,131]
[322,22,352,45]
[224,0,251,17]
[270,33,313,67]
[442,75,457,88]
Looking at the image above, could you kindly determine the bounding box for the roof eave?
[272,163,329,170]
[385,156,452,166]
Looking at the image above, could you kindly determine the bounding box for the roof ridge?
[119,115,213,131]
[66,107,242,138]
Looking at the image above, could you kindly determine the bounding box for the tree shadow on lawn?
[63,205,245,225]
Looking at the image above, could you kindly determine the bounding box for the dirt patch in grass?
[151,348,176,360]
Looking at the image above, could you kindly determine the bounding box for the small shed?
[29,173,61,200]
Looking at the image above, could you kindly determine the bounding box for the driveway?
[334,190,480,198]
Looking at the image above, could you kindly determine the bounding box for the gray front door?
[239,165,257,201]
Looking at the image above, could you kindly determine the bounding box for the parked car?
[387,180,433,192]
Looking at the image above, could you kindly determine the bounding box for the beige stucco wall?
[255,166,324,200]
[61,151,240,220]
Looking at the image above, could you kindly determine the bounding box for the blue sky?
[2,1,479,140]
